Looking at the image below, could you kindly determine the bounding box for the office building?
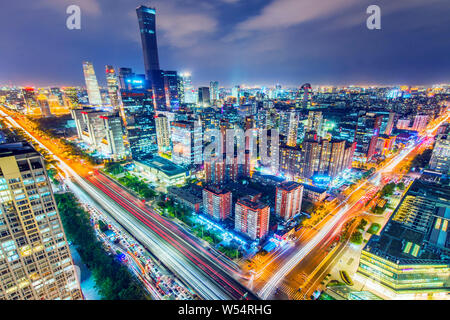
[36,94,51,117]
[82,61,102,106]
[121,89,157,160]
[0,142,82,300]
[163,71,179,111]
[209,81,219,103]
[356,180,450,299]
[171,120,202,167]
[105,65,121,109]
[429,134,450,174]
[198,87,211,107]
[235,196,270,241]
[136,5,166,110]
[202,186,232,221]
[275,181,303,221]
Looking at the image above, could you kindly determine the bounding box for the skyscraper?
[209,81,219,103]
[136,5,160,76]
[198,87,211,107]
[306,111,323,136]
[82,61,102,106]
[429,134,450,174]
[181,73,195,104]
[171,120,202,167]
[354,113,382,163]
[105,65,121,110]
[121,89,158,160]
[163,71,179,111]
[155,114,171,153]
[0,142,82,300]
[136,5,166,110]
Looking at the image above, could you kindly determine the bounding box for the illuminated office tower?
[171,120,202,167]
[36,94,51,117]
[429,134,450,174]
[0,142,82,300]
[280,111,298,147]
[275,181,303,221]
[235,196,270,241]
[232,85,241,102]
[177,75,185,104]
[136,6,166,110]
[163,71,179,111]
[155,114,171,153]
[105,65,121,110]
[198,87,210,107]
[181,73,195,104]
[209,81,219,103]
[82,61,102,106]
[121,89,158,160]
[202,186,232,221]
[306,111,323,135]
[354,113,382,163]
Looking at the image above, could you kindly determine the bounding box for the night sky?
[1,0,449,87]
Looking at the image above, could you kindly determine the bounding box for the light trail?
[258,112,449,299]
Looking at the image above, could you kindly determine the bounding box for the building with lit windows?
[120,89,157,160]
[171,120,202,167]
[163,71,179,111]
[306,111,323,136]
[209,81,219,103]
[0,142,82,300]
[354,113,382,163]
[235,196,270,241]
[356,180,450,300]
[429,134,450,174]
[105,65,121,110]
[275,181,303,221]
[136,5,166,110]
[198,87,211,107]
[82,61,102,106]
[202,186,232,221]
[155,114,171,153]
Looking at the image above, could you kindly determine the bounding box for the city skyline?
[1,0,450,87]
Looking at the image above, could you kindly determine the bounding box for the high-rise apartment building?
[0,142,82,300]
[155,114,171,153]
[275,181,303,221]
[306,111,323,136]
[82,61,102,106]
[235,196,270,241]
[202,186,232,221]
[209,81,219,103]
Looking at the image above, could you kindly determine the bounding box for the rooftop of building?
[137,156,188,177]
[363,180,450,265]
[203,185,231,196]
[301,183,327,194]
[237,196,269,211]
[278,181,302,192]
[0,141,37,158]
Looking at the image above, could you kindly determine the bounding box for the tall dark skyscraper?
[136,5,166,110]
[136,5,160,75]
